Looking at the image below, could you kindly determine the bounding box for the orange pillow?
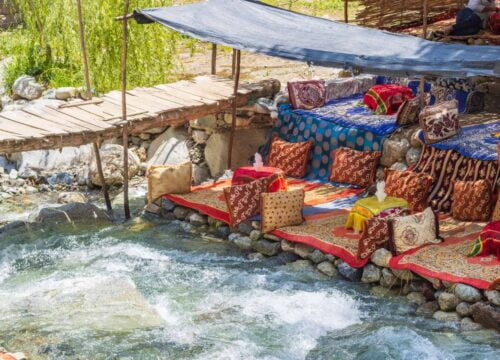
[267,136,313,178]
[385,170,433,212]
[329,147,381,187]
[452,180,492,221]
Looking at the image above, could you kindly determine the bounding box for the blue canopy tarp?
[134,0,500,78]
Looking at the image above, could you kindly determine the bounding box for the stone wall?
[0,0,21,29]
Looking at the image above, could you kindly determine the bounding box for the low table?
[232,166,287,192]
[345,196,409,233]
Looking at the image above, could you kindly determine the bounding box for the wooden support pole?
[231,49,237,79]
[422,0,429,39]
[121,0,131,220]
[227,50,241,169]
[419,78,426,108]
[76,0,112,213]
[211,44,217,75]
[344,0,349,23]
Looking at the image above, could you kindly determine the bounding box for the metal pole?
[76,0,112,213]
[227,50,241,169]
[121,0,131,220]
[211,44,217,75]
[422,0,429,39]
[344,0,349,23]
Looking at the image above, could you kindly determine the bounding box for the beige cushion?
[389,207,441,254]
[147,162,192,204]
[260,190,304,233]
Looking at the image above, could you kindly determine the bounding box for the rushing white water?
[0,218,499,360]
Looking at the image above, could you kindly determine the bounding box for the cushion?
[287,80,326,110]
[389,207,442,255]
[267,136,313,178]
[261,189,305,233]
[493,198,500,222]
[147,162,192,204]
[329,148,381,188]
[419,100,460,144]
[357,207,410,259]
[396,97,421,126]
[468,221,500,260]
[385,170,433,212]
[363,84,415,115]
[452,180,492,222]
[224,176,276,228]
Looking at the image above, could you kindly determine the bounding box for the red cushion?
[385,170,433,212]
[267,136,313,178]
[329,147,381,188]
[363,84,414,115]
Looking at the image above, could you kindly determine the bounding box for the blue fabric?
[288,94,399,136]
[268,105,386,180]
[135,0,500,78]
[419,122,500,161]
[303,192,366,216]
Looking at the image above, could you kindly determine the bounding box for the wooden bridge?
[0,75,280,154]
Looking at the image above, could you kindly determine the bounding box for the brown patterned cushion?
[452,180,492,222]
[261,189,305,233]
[493,198,500,222]
[419,100,460,144]
[223,176,272,228]
[357,207,410,259]
[396,97,421,126]
[267,136,313,178]
[389,207,442,255]
[385,170,433,212]
[329,147,381,188]
[287,80,326,110]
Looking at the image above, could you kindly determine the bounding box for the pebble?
[455,283,482,303]
[316,261,338,277]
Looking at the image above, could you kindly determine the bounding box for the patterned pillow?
[385,170,433,212]
[287,80,326,110]
[419,100,460,144]
[452,180,492,221]
[493,198,500,222]
[147,162,192,204]
[223,176,274,228]
[363,84,415,115]
[389,207,442,255]
[396,97,421,126]
[261,189,305,233]
[267,136,313,178]
[357,207,410,259]
[329,147,381,188]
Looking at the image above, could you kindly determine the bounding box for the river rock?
[286,259,315,272]
[416,301,440,317]
[190,115,218,131]
[407,292,427,306]
[433,310,461,322]
[55,87,78,100]
[147,127,189,165]
[281,239,295,252]
[264,252,299,266]
[237,221,253,235]
[12,75,43,100]
[361,264,381,283]
[253,239,280,256]
[390,162,408,171]
[316,261,338,277]
[308,249,326,264]
[192,163,211,185]
[263,233,280,242]
[161,198,175,212]
[371,285,399,298]
[484,290,500,306]
[380,268,398,288]
[338,260,362,281]
[173,206,189,220]
[188,212,207,226]
[233,236,253,251]
[456,302,472,317]
[392,269,415,281]
[248,252,266,261]
[28,203,112,226]
[204,128,268,177]
[405,147,422,166]
[411,130,423,148]
[249,230,262,241]
[57,192,87,204]
[90,144,140,186]
[455,283,482,303]
[8,168,17,179]
[371,248,392,268]
[294,243,314,259]
[438,292,460,311]
[460,317,484,331]
[380,138,410,167]
[191,129,210,144]
[216,225,231,239]
[470,302,500,331]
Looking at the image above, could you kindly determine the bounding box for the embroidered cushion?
[385,170,433,212]
[357,207,410,259]
[396,97,421,126]
[363,84,414,115]
[452,180,492,222]
[419,100,460,144]
[267,136,313,178]
[493,198,500,222]
[468,221,500,260]
[389,207,442,255]
[329,147,381,188]
[223,176,275,228]
[287,80,326,110]
[147,162,192,204]
[261,189,305,233]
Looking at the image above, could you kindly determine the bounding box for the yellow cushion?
[260,189,304,233]
[147,162,192,204]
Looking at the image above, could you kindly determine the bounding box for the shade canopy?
[134,0,500,78]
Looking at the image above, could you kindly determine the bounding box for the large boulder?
[204,128,268,177]
[90,144,140,186]
[28,203,112,226]
[12,75,44,100]
[147,127,190,165]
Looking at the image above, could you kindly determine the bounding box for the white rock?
[8,168,17,179]
[371,248,392,268]
[89,144,140,186]
[12,75,43,100]
[191,129,210,144]
[455,283,482,303]
[55,87,78,100]
[147,127,190,165]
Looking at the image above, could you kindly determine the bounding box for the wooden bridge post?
[76,0,113,214]
[211,44,217,75]
[227,49,241,169]
[121,0,131,220]
[231,49,237,79]
[422,0,429,39]
[344,0,349,23]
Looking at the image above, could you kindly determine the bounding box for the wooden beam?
[419,78,426,108]
[422,0,429,39]
[114,13,134,21]
[58,99,103,108]
[121,0,131,220]
[227,50,241,169]
[231,49,237,79]
[344,0,349,23]
[211,44,217,75]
